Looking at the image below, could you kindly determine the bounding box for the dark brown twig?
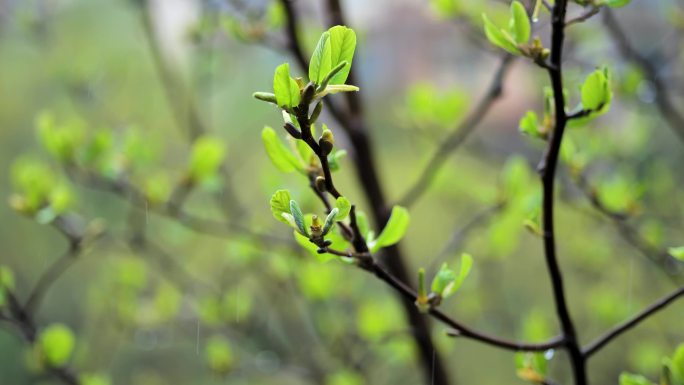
[583,285,684,357]
[537,2,587,384]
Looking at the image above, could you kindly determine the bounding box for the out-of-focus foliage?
[1,0,683,385]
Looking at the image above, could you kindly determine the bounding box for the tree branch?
[602,9,684,144]
[399,55,514,208]
[538,1,587,384]
[582,285,684,357]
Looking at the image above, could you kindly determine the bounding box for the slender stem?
[24,246,80,316]
[352,257,565,352]
[539,1,587,384]
[399,55,514,208]
[602,9,684,144]
[583,286,684,357]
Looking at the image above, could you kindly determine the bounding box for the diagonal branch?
[583,285,684,357]
[602,9,684,144]
[398,55,514,208]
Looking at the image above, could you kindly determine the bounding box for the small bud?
[253,92,277,104]
[315,176,327,192]
[309,101,323,124]
[310,215,323,238]
[318,129,334,156]
[283,122,302,139]
[415,268,430,313]
[302,83,316,105]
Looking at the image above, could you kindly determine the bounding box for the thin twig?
[399,55,514,208]
[583,285,684,357]
[603,9,684,143]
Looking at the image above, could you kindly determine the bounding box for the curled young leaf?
[322,208,339,235]
[289,200,308,236]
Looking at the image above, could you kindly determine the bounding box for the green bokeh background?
[1,0,683,384]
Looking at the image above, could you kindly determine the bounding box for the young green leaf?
[327,26,356,85]
[270,190,292,224]
[581,69,609,111]
[189,136,226,182]
[317,84,360,98]
[39,324,75,366]
[290,200,308,236]
[335,196,351,220]
[602,0,631,7]
[322,208,339,235]
[519,111,540,137]
[671,343,684,382]
[510,1,530,44]
[431,264,457,297]
[619,373,655,385]
[668,247,684,261]
[261,126,304,173]
[445,253,473,297]
[205,336,233,374]
[309,31,332,85]
[273,63,301,109]
[482,14,521,55]
[370,206,410,252]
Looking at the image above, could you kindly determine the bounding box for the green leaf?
[672,344,684,383]
[39,324,75,367]
[581,69,609,111]
[668,247,684,262]
[290,200,308,236]
[326,26,356,85]
[322,208,339,235]
[309,31,332,85]
[80,374,111,385]
[270,190,292,224]
[261,126,303,173]
[482,14,521,55]
[205,335,233,374]
[510,1,530,44]
[519,111,540,137]
[273,63,301,109]
[370,206,410,252]
[335,197,351,220]
[430,253,472,298]
[602,0,631,7]
[619,373,655,385]
[431,263,456,296]
[189,136,226,182]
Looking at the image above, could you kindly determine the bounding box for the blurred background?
[1,0,684,384]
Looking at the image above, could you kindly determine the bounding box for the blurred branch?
[398,55,514,208]
[536,2,587,385]
[565,5,600,27]
[434,202,506,261]
[603,9,684,143]
[572,172,679,277]
[64,166,291,247]
[136,0,244,217]
[582,285,684,357]
[24,245,80,316]
[3,291,81,385]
